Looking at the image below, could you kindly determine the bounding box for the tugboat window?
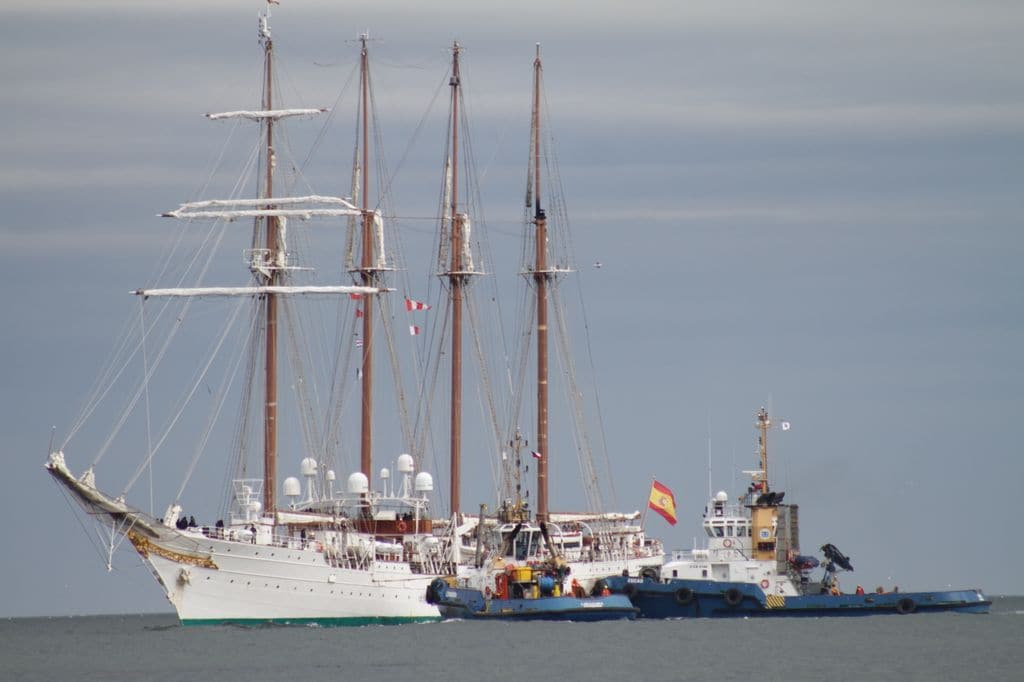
[714,526,724,537]
[726,525,734,537]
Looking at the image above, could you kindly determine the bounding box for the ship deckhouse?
[661,408,801,596]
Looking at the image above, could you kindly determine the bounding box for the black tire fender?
[426,578,447,605]
[724,587,743,607]
[674,587,694,606]
[896,597,916,615]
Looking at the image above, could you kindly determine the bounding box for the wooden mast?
[531,45,550,523]
[261,12,278,515]
[357,35,375,485]
[447,42,464,517]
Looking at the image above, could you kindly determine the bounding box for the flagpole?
[640,476,654,529]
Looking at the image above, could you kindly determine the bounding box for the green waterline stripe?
[182,616,442,627]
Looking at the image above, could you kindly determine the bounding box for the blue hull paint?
[606,577,991,618]
[435,586,638,622]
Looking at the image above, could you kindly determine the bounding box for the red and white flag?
[531,451,543,460]
[349,293,362,300]
[355,309,364,318]
[405,298,431,311]
[354,338,364,348]
[409,325,421,336]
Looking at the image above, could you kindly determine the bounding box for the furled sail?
[373,210,387,269]
[133,285,384,298]
[161,195,361,221]
[206,108,328,121]
[460,214,474,272]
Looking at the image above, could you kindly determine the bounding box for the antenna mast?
[756,407,771,492]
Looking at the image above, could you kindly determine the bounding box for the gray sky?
[3,0,1022,617]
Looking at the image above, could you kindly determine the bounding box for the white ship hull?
[140,534,439,625]
[47,452,441,625]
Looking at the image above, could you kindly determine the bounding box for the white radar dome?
[397,453,415,473]
[248,501,262,514]
[283,476,302,497]
[300,457,318,476]
[414,472,434,492]
[380,467,390,480]
[326,469,336,482]
[347,472,369,494]
[714,490,729,502]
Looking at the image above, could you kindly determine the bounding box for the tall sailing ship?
[46,6,449,625]
[47,7,666,625]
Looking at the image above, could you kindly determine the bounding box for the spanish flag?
[648,480,677,526]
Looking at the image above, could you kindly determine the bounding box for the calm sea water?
[3,597,1022,681]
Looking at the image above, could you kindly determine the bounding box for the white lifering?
[723,539,733,548]
[760,579,770,589]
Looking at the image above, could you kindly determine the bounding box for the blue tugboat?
[605,408,990,617]
[603,574,989,617]
[426,561,638,622]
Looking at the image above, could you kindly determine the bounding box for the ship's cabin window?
[525,531,541,560]
[702,569,708,578]
[726,525,734,537]
[713,525,724,537]
[504,529,540,561]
